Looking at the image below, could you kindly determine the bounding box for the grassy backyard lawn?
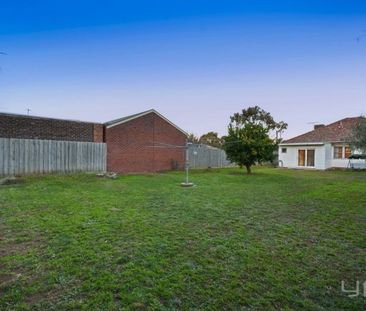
[0,168,365,310]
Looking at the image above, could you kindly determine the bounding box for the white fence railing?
[0,138,106,176]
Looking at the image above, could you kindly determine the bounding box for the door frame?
[298,148,316,168]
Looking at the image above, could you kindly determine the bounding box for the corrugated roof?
[283,117,360,144]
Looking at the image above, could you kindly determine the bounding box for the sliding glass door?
[298,150,305,166]
[307,149,315,167]
[298,149,315,167]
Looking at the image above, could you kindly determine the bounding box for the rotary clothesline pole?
[148,139,243,186]
[149,140,243,186]
[182,142,194,187]
[146,140,194,187]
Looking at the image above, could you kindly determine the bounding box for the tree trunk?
[245,164,252,174]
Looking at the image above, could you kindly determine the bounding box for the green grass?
[0,168,365,310]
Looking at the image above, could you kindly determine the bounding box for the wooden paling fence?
[0,138,106,176]
[188,144,233,169]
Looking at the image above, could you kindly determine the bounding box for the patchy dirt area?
[0,177,25,186]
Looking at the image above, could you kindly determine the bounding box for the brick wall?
[0,113,104,142]
[93,124,104,143]
[105,112,186,173]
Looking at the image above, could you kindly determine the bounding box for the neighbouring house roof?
[282,117,360,144]
[0,112,101,125]
[104,109,188,136]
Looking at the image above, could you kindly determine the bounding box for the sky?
[1,1,366,139]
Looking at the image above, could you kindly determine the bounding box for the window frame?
[333,145,343,159]
[344,145,352,159]
[333,145,352,159]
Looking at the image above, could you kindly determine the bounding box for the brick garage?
[0,113,103,142]
[0,110,187,173]
[105,110,187,173]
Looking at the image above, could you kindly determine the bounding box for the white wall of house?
[278,144,326,170]
[279,142,364,170]
[331,158,349,168]
[324,143,332,169]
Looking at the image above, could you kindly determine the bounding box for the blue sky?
[1,1,366,138]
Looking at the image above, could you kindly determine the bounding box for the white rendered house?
[279,118,363,170]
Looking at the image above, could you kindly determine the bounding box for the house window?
[333,146,343,159]
[345,145,352,159]
[307,149,315,167]
[298,150,305,166]
[282,148,287,153]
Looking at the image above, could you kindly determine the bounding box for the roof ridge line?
[105,109,187,136]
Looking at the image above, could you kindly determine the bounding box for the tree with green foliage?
[223,106,287,174]
[187,133,199,144]
[348,116,366,153]
[199,131,223,148]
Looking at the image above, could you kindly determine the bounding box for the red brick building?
[105,109,187,173]
[0,109,187,173]
[0,112,103,142]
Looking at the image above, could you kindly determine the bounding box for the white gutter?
[279,142,325,146]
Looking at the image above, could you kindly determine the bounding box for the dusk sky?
[1,1,365,139]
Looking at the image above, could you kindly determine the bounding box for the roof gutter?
[279,142,325,146]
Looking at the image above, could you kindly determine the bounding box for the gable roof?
[283,117,360,144]
[105,109,188,136]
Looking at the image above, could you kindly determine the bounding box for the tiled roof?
[283,117,360,144]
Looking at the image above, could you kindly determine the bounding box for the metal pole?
[181,142,194,187]
[185,145,189,184]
